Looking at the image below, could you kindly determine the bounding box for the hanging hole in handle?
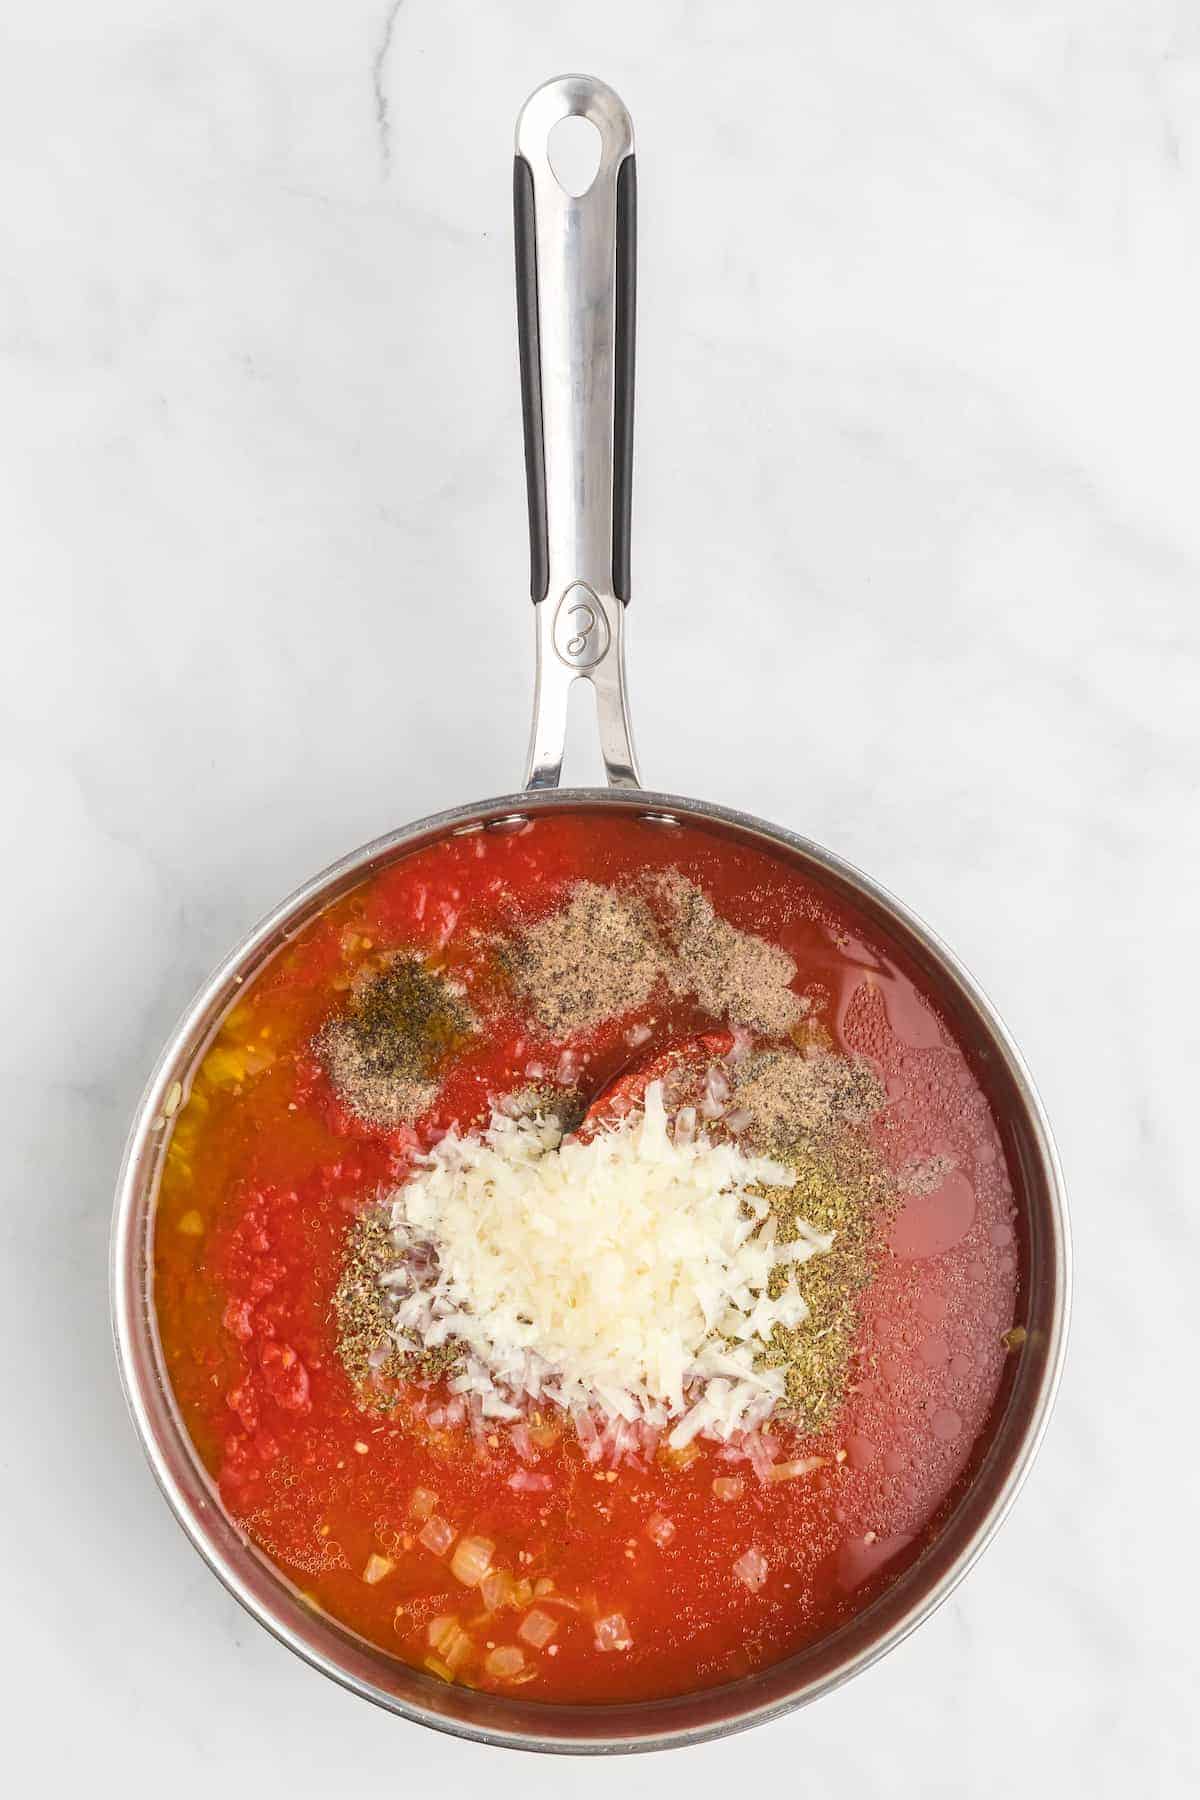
[546,113,603,197]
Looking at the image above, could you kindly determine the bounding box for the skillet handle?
[515,74,641,791]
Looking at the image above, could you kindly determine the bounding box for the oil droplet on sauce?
[878,976,945,1050]
[839,973,944,1053]
[889,1171,976,1259]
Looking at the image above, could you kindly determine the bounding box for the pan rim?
[110,784,1071,1754]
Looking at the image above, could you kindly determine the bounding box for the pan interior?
[112,787,1068,1753]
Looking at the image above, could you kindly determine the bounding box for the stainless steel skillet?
[111,74,1070,1755]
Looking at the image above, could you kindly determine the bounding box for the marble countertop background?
[2,2,1197,1793]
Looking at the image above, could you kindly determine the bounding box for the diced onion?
[427,1615,473,1672]
[706,1065,730,1104]
[594,1612,633,1652]
[484,1645,526,1680]
[673,1106,697,1146]
[509,1422,537,1463]
[450,1534,495,1587]
[508,1469,554,1493]
[743,1432,780,1482]
[408,1486,438,1522]
[419,1514,455,1557]
[733,1547,768,1592]
[645,1513,676,1547]
[766,1456,829,1482]
[480,1568,515,1612]
[361,1553,395,1585]
[712,1476,744,1501]
[517,1608,557,1648]
[700,1065,731,1119]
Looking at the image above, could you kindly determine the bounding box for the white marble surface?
[2,1,1198,1792]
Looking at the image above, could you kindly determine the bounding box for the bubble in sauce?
[931,1407,963,1443]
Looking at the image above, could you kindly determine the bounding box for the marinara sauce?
[153,811,1019,1703]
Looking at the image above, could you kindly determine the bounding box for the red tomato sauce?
[153,811,1019,1703]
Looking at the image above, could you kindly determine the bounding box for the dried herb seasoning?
[332,1211,407,1393]
[758,1128,894,1429]
[503,871,808,1040]
[505,881,667,1036]
[334,1209,462,1400]
[655,871,805,1036]
[733,1048,894,1430]
[319,955,475,1126]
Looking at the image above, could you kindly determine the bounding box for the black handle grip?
[513,154,549,603]
[612,154,636,603]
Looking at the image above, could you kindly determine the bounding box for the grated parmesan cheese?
[378,1083,833,1446]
